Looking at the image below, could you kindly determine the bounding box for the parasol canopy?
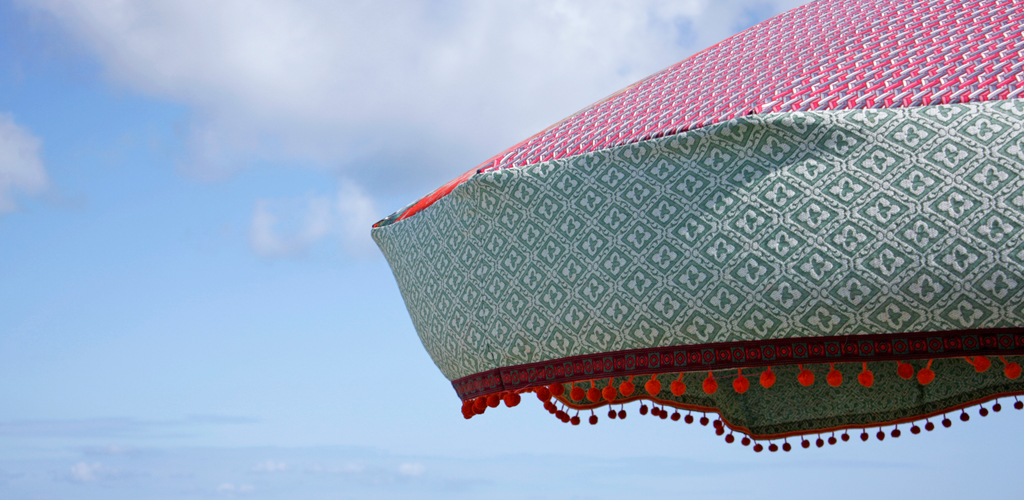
[373,0,1024,450]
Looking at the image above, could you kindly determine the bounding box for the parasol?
[372,0,1024,451]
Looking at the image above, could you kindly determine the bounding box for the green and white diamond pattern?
[374,101,1024,381]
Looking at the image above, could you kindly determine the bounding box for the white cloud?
[217,482,255,494]
[0,112,47,214]
[398,462,425,477]
[335,179,379,256]
[252,460,288,473]
[68,461,115,482]
[249,195,333,257]
[19,0,807,187]
[248,179,378,258]
[69,461,99,482]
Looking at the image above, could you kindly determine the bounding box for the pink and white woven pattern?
[479,0,1024,173]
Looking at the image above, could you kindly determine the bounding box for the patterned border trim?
[452,327,1024,400]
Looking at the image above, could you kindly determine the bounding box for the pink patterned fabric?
[483,0,1024,172]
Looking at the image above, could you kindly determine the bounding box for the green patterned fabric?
[373,100,1024,382]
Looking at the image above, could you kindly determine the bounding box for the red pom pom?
[473,397,487,414]
[645,376,662,396]
[815,438,824,448]
[858,363,874,388]
[798,366,815,387]
[769,443,779,452]
[618,409,627,419]
[703,372,718,395]
[670,380,687,396]
[801,440,810,449]
[570,386,585,401]
[587,387,602,403]
[760,368,776,389]
[684,414,694,424]
[549,383,565,397]
[970,356,991,373]
[876,430,885,441]
[826,364,842,387]
[741,437,751,446]
[570,415,580,426]
[589,414,598,425]
[725,434,735,443]
[602,384,618,402]
[536,387,552,401]
[619,378,636,397]
[639,405,649,415]
[671,412,681,421]
[1005,362,1022,380]
[917,367,935,385]
[733,375,749,394]
[897,361,914,380]
[753,443,763,452]
[503,392,521,407]
[487,394,500,408]
[608,409,617,419]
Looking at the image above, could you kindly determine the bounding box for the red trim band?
[452,327,1024,400]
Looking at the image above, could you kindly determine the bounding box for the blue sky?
[1,0,1022,498]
